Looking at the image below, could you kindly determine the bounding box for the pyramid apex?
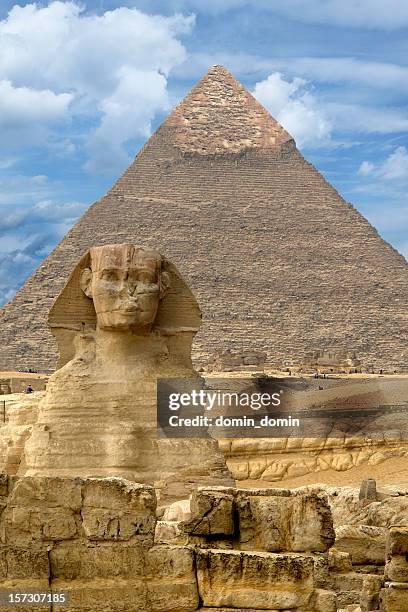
[207,64,232,72]
[164,65,294,156]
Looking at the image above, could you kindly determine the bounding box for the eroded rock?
[196,548,314,610]
[335,525,387,565]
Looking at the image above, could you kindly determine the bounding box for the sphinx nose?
[122,280,137,296]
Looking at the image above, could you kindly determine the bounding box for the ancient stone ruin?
[5,244,233,505]
[206,349,267,372]
[1,473,408,611]
[0,65,407,373]
[301,350,362,375]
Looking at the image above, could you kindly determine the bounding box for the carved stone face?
[80,245,170,332]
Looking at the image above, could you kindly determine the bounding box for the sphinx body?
[20,244,234,502]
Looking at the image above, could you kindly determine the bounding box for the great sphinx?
[20,244,234,502]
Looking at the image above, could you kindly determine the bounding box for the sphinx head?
[48,243,202,368]
[79,245,170,333]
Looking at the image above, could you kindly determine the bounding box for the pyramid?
[1,65,407,372]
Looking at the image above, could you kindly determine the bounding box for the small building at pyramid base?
[0,65,407,373]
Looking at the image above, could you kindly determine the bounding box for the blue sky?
[0,0,407,305]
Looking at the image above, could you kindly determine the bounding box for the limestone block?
[0,546,49,580]
[328,548,353,572]
[162,499,191,522]
[260,459,293,482]
[154,521,182,544]
[8,476,82,510]
[237,491,335,552]
[50,579,149,612]
[81,478,156,541]
[154,522,234,549]
[335,525,387,565]
[181,489,234,536]
[347,496,408,528]
[146,545,199,611]
[248,458,268,479]
[0,547,50,611]
[331,571,366,592]
[387,525,408,556]
[50,542,147,581]
[381,582,408,611]
[6,506,77,543]
[287,460,316,478]
[3,479,80,544]
[226,459,249,481]
[312,588,337,612]
[385,555,408,582]
[313,554,331,589]
[331,572,365,607]
[289,492,335,552]
[82,478,156,512]
[196,549,314,610]
[359,574,382,611]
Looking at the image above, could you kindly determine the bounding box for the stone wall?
[0,475,406,610]
[383,526,408,611]
[0,475,197,612]
[0,476,336,611]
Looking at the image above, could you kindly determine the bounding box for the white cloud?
[0,2,194,172]
[358,147,408,183]
[358,161,375,176]
[85,67,169,174]
[253,72,332,148]
[379,147,408,181]
[0,80,72,123]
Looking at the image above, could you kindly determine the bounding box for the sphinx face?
[81,246,169,332]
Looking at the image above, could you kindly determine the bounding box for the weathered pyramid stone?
[1,65,407,372]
